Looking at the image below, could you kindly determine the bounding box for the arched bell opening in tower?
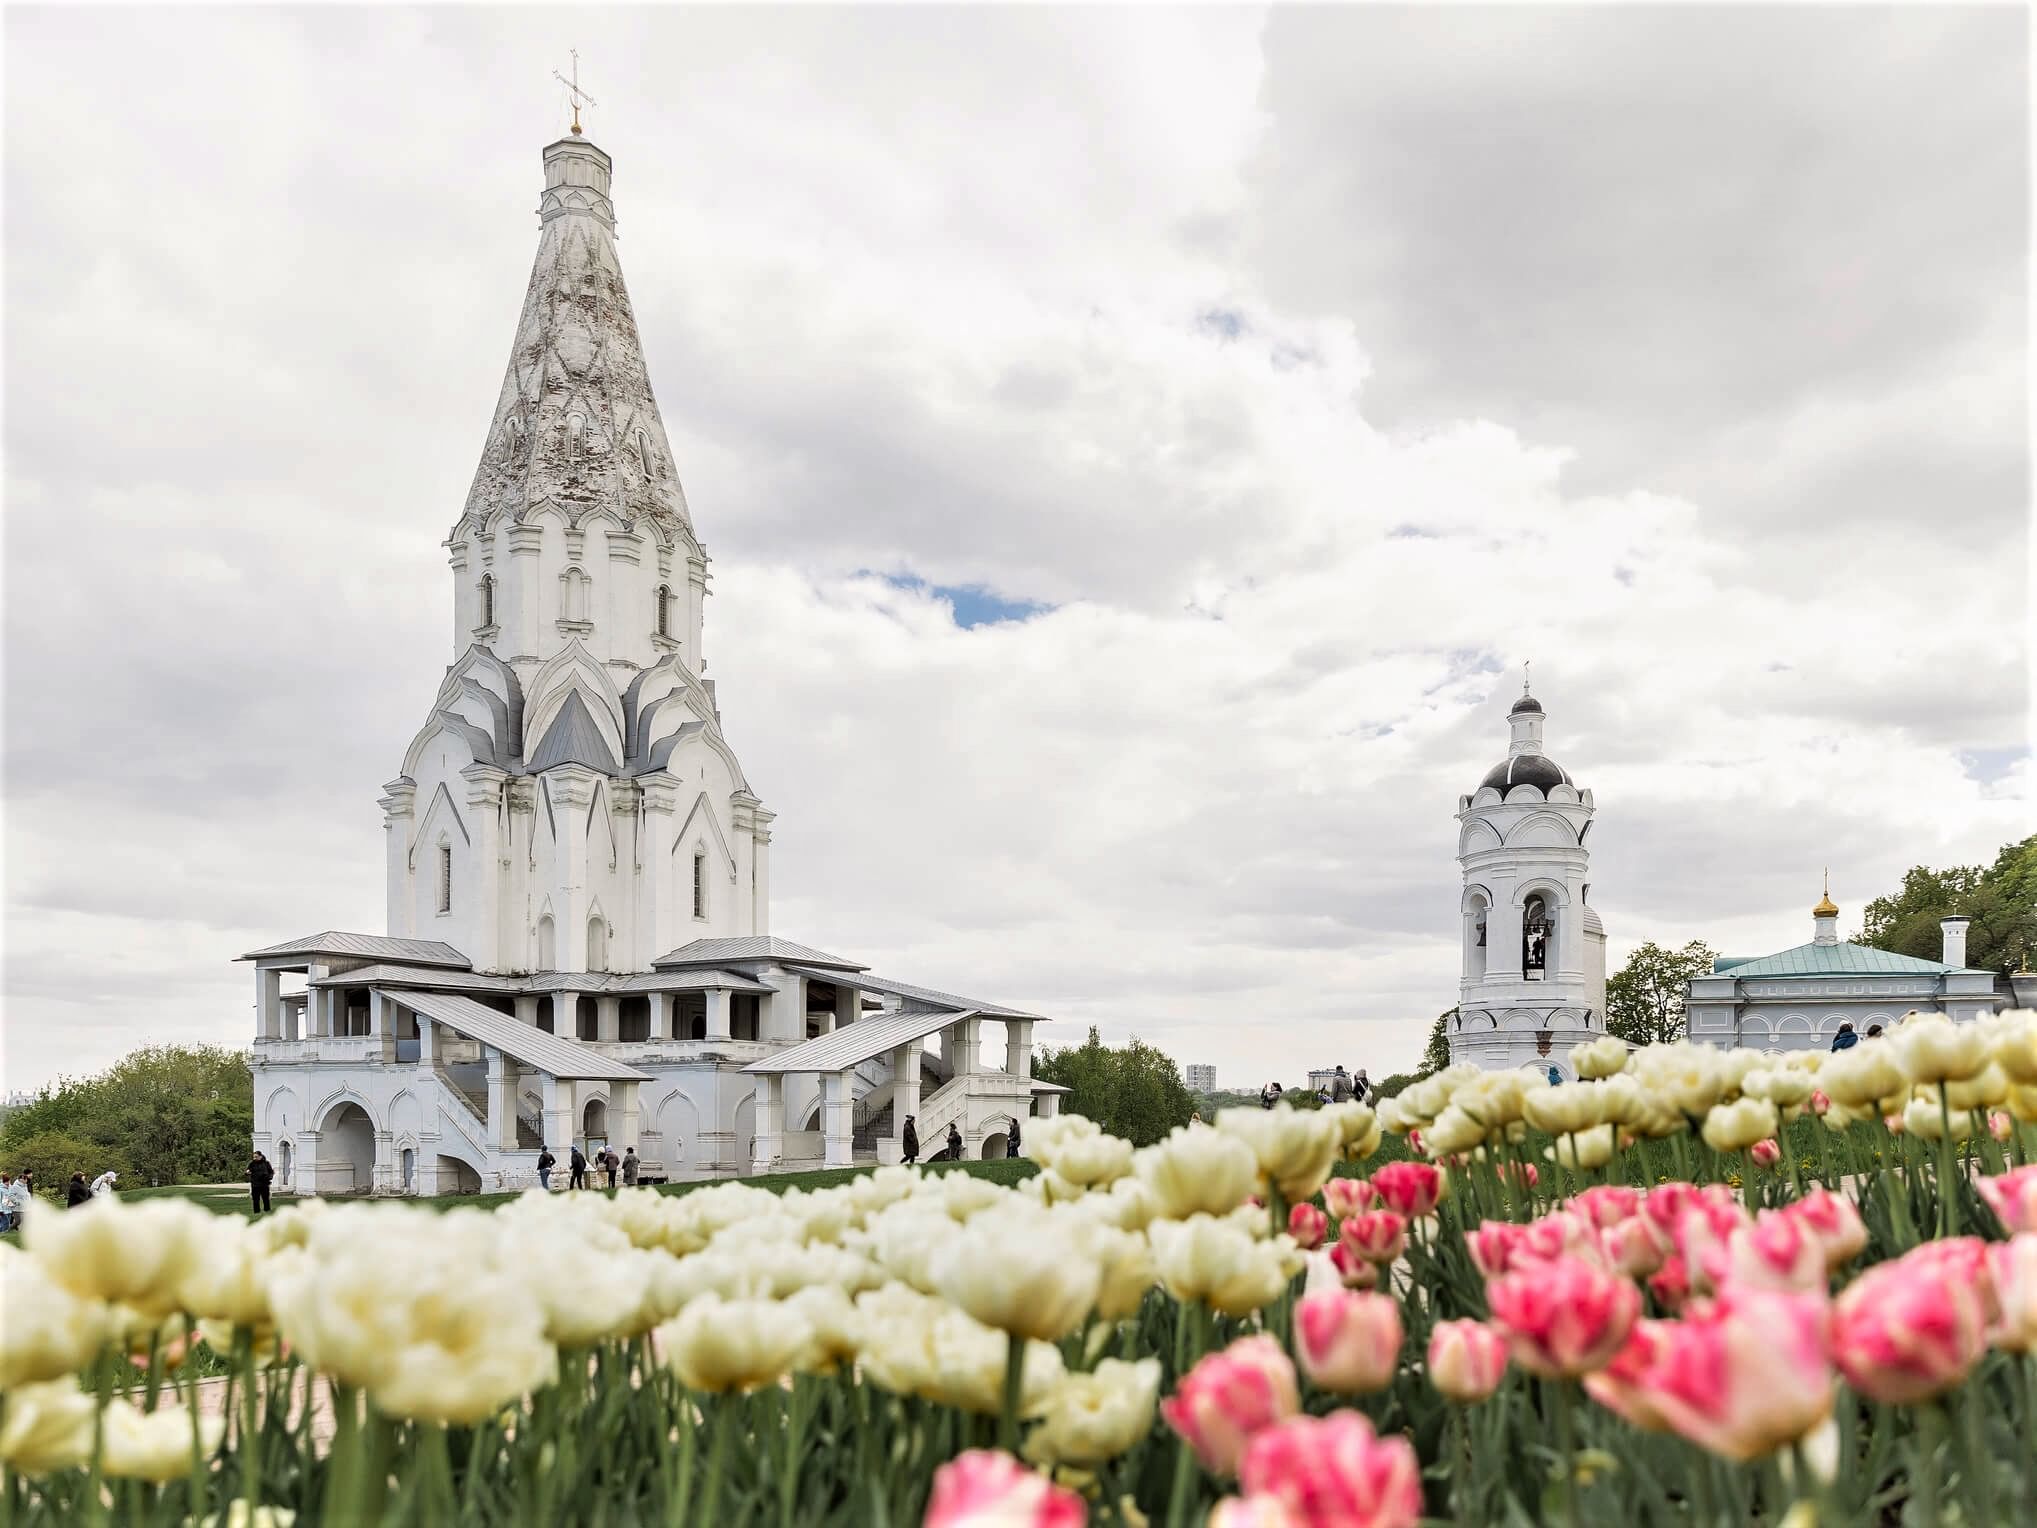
[1523,895,1552,979]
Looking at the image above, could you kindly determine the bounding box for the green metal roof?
[1718,941,1969,980]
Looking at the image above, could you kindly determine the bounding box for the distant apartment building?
[1184,1064,1217,1092]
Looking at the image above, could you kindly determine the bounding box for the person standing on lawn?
[536,1147,556,1191]
[621,1148,639,1187]
[1006,1117,1022,1158]
[248,1150,274,1215]
[66,1173,91,1207]
[946,1122,963,1160]
[90,1170,118,1198]
[902,1116,920,1166]
[602,1149,619,1190]
[569,1144,588,1190]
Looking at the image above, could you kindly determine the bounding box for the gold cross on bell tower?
[553,49,598,136]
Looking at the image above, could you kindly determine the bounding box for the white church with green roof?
[1684,886,2003,1053]
[241,129,1056,1197]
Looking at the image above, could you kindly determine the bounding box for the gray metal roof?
[527,691,621,774]
[380,988,649,1082]
[782,964,1042,1020]
[652,936,867,972]
[239,932,472,969]
[743,1008,976,1076]
[1716,942,1977,981]
[313,964,524,992]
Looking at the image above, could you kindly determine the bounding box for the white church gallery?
[243,132,1059,1196]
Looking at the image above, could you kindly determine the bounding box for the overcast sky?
[4,7,2030,1094]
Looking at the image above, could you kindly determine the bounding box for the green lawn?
[4,1157,1038,1236]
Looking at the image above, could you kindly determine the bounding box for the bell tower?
[1448,680,1608,1074]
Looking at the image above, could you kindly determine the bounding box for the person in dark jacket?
[902,1116,920,1166]
[1006,1117,1022,1157]
[946,1122,963,1160]
[621,1148,639,1187]
[569,1145,588,1189]
[536,1148,556,1191]
[66,1173,91,1207]
[1830,1023,1859,1053]
[1546,1066,1562,1087]
[602,1149,619,1190]
[248,1151,274,1215]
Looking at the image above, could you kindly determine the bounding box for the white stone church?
[244,131,1057,1196]
[1444,686,1610,1076]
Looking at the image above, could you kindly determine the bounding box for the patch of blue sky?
[1959,744,2029,786]
[873,572,1053,629]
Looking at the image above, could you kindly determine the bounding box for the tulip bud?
[1285,1203,1329,1251]
[1294,1290,1401,1394]
[1427,1318,1509,1402]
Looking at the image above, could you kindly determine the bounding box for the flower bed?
[2,1009,2034,1526]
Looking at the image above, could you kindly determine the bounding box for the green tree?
[1606,940,1717,1046]
[0,1045,253,1188]
[1422,1010,1455,1075]
[1033,1028,1196,1146]
[1859,835,2036,976]
[0,1129,124,1203]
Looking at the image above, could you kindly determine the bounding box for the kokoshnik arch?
[241,131,1062,1196]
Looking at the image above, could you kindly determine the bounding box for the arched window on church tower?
[436,840,452,915]
[479,573,496,629]
[1523,895,1551,980]
[636,430,651,475]
[1466,896,1488,981]
[566,412,586,459]
[560,566,591,624]
[655,585,671,637]
[587,915,607,973]
[537,914,556,970]
[692,850,707,920]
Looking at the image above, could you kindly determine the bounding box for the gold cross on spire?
[1522,660,1531,695]
[553,49,598,136]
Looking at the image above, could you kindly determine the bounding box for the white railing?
[435,1076,493,1163]
[255,1036,382,1065]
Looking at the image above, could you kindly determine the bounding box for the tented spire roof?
[457,136,691,537]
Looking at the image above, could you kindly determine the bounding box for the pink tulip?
[1486,1254,1640,1378]
[922,1450,1086,1528]
[1465,1220,1524,1280]
[1328,1240,1380,1290]
[1340,1210,1407,1265]
[1666,1189,1751,1278]
[1427,1319,1509,1403]
[1160,1335,1300,1478]
[1809,1089,1831,1116]
[1600,1216,1668,1279]
[1589,1286,1833,1461]
[1286,1202,1330,1251]
[1515,1209,1601,1270]
[1747,1138,1781,1170]
[1405,1128,1424,1158]
[1648,1256,1692,1314]
[1570,1184,1641,1230]
[1978,1165,2037,1236]
[1295,1290,1402,1394]
[1207,1498,1303,1528]
[1640,1182,1743,1259]
[1322,1179,1376,1221]
[1779,1189,1867,1272]
[1987,1235,2037,1353]
[1711,1213,1825,1295]
[1831,1242,1993,1404]
[1989,1112,2012,1143]
[1368,1162,1444,1219]
[1239,1411,1424,1528]
[1499,1160,1539,1189]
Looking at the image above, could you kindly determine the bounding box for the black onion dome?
[1479,753,1573,794]
[1510,693,1543,715]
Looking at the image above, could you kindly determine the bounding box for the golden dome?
[1812,893,1839,917]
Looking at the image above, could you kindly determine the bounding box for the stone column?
[461,765,507,970]
[1037,1091,1061,1118]
[370,990,395,1062]
[892,1044,922,1148]
[615,1081,642,1153]
[1005,1019,1034,1079]
[514,995,539,1027]
[487,1049,516,1150]
[559,990,583,1041]
[767,971,806,1042]
[823,1071,854,1167]
[834,983,858,1030]
[645,992,669,1041]
[374,1130,396,1194]
[379,780,416,936]
[705,988,732,1042]
[306,965,331,1036]
[751,1075,784,1173]
[257,968,283,1040]
[596,996,621,1042]
[418,1016,437,1066]
[541,1075,574,1162]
